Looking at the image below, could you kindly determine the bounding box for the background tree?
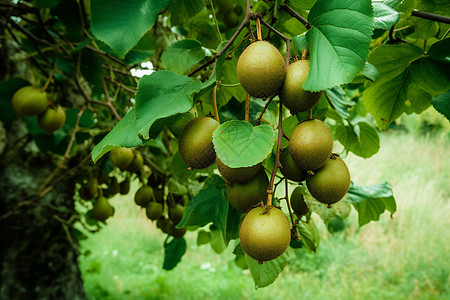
[0,0,449,298]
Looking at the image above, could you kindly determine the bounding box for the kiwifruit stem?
[284,178,300,239]
[42,67,55,91]
[256,18,262,40]
[301,46,308,60]
[256,96,274,125]
[212,83,220,124]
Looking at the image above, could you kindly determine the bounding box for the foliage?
[1,0,449,290]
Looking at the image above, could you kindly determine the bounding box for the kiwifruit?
[327,216,345,233]
[108,177,120,195]
[79,177,99,200]
[156,217,171,234]
[12,86,48,116]
[279,60,322,114]
[145,202,163,220]
[306,155,351,207]
[125,151,143,173]
[279,149,307,182]
[226,169,269,212]
[92,196,114,222]
[168,204,185,225]
[167,109,196,138]
[119,177,130,195]
[110,147,135,170]
[217,159,261,183]
[237,41,286,99]
[134,186,154,207]
[178,116,219,169]
[239,206,291,262]
[289,119,333,171]
[168,224,187,238]
[290,186,309,216]
[37,105,66,133]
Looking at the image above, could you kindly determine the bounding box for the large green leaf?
[213,121,275,168]
[225,205,243,244]
[91,108,143,163]
[325,86,353,119]
[432,90,450,121]
[135,71,201,140]
[161,39,207,75]
[163,237,186,270]
[427,38,450,60]
[335,122,380,158]
[409,58,450,96]
[90,0,170,58]
[347,182,396,227]
[304,0,374,91]
[372,1,399,30]
[176,175,229,240]
[169,0,204,26]
[245,252,289,289]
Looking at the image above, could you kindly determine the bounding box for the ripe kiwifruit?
[289,119,333,171]
[145,202,163,220]
[279,149,307,182]
[279,60,322,114]
[134,186,154,207]
[306,155,351,207]
[108,177,120,195]
[167,109,196,138]
[178,116,219,169]
[217,159,261,183]
[168,204,185,225]
[156,217,171,234]
[12,86,48,116]
[37,105,66,133]
[92,196,114,222]
[168,224,187,238]
[119,177,130,195]
[237,41,286,99]
[226,169,269,212]
[125,151,143,173]
[239,206,291,262]
[290,186,309,216]
[110,147,135,170]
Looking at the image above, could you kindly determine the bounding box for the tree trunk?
[0,124,86,300]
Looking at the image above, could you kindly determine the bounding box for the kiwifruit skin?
[237,41,286,99]
[169,225,187,238]
[110,147,135,170]
[279,149,307,182]
[226,169,269,212]
[217,159,261,183]
[92,197,114,222]
[134,186,154,207]
[168,204,185,225]
[37,105,66,133]
[156,217,171,234]
[167,110,196,138]
[12,86,48,116]
[289,119,333,171]
[145,202,163,220]
[306,156,351,205]
[290,186,309,216]
[125,151,143,173]
[239,206,291,262]
[280,60,322,114]
[178,116,219,169]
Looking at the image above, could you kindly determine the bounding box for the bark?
[0,123,86,299]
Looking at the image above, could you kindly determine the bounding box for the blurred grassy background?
[79,110,450,300]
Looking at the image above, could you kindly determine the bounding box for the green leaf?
[289,0,317,10]
[161,39,207,75]
[373,2,399,30]
[135,71,201,140]
[347,182,396,227]
[378,0,402,9]
[91,108,143,163]
[213,121,275,168]
[427,38,450,60]
[169,0,204,26]
[124,34,156,65]
[361,61,379,82]
[297,220,320,253]
[431,90,450,121]
[226,205,243,244]
[36,0,62,8]
[304,0,374,91]
[363,43,424,129]
[325,86,352,119]
[245,251,289,288]
[80,49,103,87]
[412,17,439,40]
[163,236,186,270]
[293,34,307,53]
[0,77,29,128]
[409,58,450,96]
[90,0,170,58]
[176,175,229,240]
[335,122,380,158]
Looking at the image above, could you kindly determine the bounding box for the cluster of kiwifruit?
[134,174,187,239]
[12,86,66,133]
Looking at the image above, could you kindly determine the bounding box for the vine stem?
[281,5,311,30]
[411,9,450,24]
[266,101,284,207]
[209,0,223,42]
[256,96,274,125]
[212,83,220,123]
[256,18,262,40]
[259,18,292,65]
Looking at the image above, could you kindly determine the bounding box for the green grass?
[79,130,450,300]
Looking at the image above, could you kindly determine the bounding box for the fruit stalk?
[64,106,85,159]
[212,83,220,123]
[285,178,301,240]
[259,18,291,66]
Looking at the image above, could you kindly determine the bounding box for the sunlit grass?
[79,130,450,300]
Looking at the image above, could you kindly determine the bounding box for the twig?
[281,5,311,30]
[285,178,301,240]
[85,45,130,69]
[143,155,168,177]
[104,77,136,94]
[209,0,222,42]
[64,106,86,159]
[259,18,292,65]
[411,9,450,24]
[212,83,220,123]
[256,96,274,125]
[102,78,122,121]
